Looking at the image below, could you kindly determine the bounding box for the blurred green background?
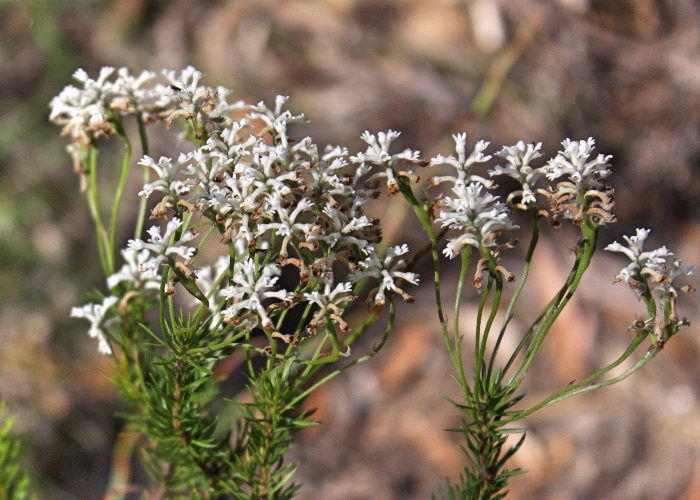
[1,0,699,498]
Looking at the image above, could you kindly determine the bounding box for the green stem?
[473,277,493,399]
[508,220,598,391]
[295,303,383,387]
[502,266,576,381]
[109,116,133,274]
[505,278,660,418]
[453,246,473,396]
[489,204,540,383]
[287,298,396,409]
[503,332,655,423]
[159,269,174,350]
[479,277,503,385]
[134,112,149,239]
[297,321,341,366]
[398,178,451,359]
[85,142,112,275]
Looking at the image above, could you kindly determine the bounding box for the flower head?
[107,248,162,290]
[541,138,615,226]
[430,135,494,188]
[248,95,307,148]
[436,182,519,256]
[138,153,193,199]
[350,245,419,308]
[605,229,671,284]
[127,218,196,277]
[352,130,421,195]
[606,228,695,324]
[221,257,292,330]
[49,67,119,145]
[158,66,245,133]
[489,141,547,207]
[304,282,355,335]
[70,296,118,355]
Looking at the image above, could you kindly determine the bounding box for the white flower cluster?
[431,134,493,186]
[49,66,245,173]
[351,130,422,195]
[49,67,134,144]
[606,229,695,315]
[435,183,518,257]
[540,138,616,225]
[59,66,419,355]
[48,66,170,147]
[428,135,620,263]
[128,217,196,278]
[430,135,520,258]
[489,141,547,206]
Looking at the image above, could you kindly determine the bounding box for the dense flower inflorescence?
[540,138,616,226]
[57,65,692,357]
[435,183,519,256]
[427,136,618,267]
[489,141,547,207]
[57,66,419,356]
[606,228,695,326]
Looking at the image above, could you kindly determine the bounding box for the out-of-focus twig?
[469,20,541,120]
[104,424,141,500]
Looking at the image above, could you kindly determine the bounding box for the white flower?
[161,65,205,99]
[306,206,373,256]
[605,228,671,284]
[249,95,307,148]
[256,198,314,257]
[291,142,354,197]
[208,120,257,162]
[489,141,547,205]
[304,282,355,334]
[606,228,694,292]
[70,296,118,355]
[606,228,695,323]
[107,248,161,290]
[221,257,291,330]
[436,182,519,256]
[138,154,193,198]
[350,245,419,307]
[114,67,156,94]
[209,86,247,119]
[157,66,244,132]
[430,135,494,188]
[654,259,695,299]
[539,138,615,226]
[112,68,158,113]
[187,147,233,184]
[545,138,612,186]
[49,66,120,143]
[352,130,421,195]
[128,218,196,277]
[304,282,353,309]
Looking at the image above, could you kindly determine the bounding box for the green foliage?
[0,403,35,500]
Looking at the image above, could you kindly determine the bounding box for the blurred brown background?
[1,0,699,498]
